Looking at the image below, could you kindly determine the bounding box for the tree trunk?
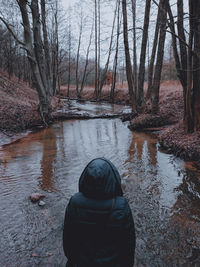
[41,0,53,96]
[137,0,151,109]
[97,0,101,97]
[146,1,161,100]
[94,0,98,98]
[80,21,93,96]
[122,0,136,113]
[75,17,83,99]
[52,0,59,96]
[67,15,72,98]
[18,0,52,123]
[185,0,194,132]
[192,1,200,131]
[151,0,167,114]
[98,0,118,97]
[110,0,121,102]
[177,0,187,118]
[131,0,138,100]
[185,0,200,132]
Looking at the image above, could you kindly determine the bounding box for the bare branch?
[0,16,25,46]
[166,29,200,59]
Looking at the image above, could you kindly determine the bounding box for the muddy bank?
[129,116,200,162]
[129,115,200,162]
[127,80,200,162]
[159,123,200,161]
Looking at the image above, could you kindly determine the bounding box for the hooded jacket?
[63,158,136,267]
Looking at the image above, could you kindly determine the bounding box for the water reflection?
[0,113,200,266]
[38,128,57,192]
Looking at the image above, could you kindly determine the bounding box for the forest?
[0,0,200,160]
[0,1,200,266]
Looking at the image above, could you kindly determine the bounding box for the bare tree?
[177,0,187,109]
[94,0,98,97]
[185,0,200,132]
[5,0,52,123]
[122,0,136,113]
[80,20,94,96]
[110,0,121,102]
[137,0,151,109]
[66,7,72,98]
[131,0,138,99]
[191,1,200,131]
[151,0,167,114]
[41,0,53,96]
[51,0,59,96]
[146,1,161,100]
[75,10,83,98]
[98,0,118,98]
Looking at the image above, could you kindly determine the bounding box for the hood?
[79,158,123,199]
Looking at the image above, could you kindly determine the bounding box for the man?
[63,158,136,266]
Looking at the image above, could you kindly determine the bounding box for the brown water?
[0,102,200,266]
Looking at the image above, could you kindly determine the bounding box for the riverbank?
[127,81,200,161]
[0,71,199,161]
[59,80,200,162]
[0,70,62,146]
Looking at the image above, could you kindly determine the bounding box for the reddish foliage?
[0,70,63,133]
[159,122,200,161]
[0,70,40,133]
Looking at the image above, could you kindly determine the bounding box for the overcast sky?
[61,0,78,10]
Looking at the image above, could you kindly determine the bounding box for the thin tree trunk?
[80,21,93,96]
[15,0,52,123]
[94,0,98,97]
[185,0,193,132]
[192,1,200,131]
[177,0,187,118]
[30,0,52,121]
[137,0,151,109]
[146,1,161,100]
[41,0,53,96]
[151,0,167,114]
[67,15,72,98]
[97,0,101,97]
[110,0,121,102]
[52,0,59,96]
[131,0,138,99]
[167,1,188,119]
[98,0,118,97]
[122,0,136,113]
[75,17,83,98]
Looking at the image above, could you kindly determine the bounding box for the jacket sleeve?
[123,201,136,267]
[63,199,74,260]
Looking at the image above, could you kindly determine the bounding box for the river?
[0,101,200,266]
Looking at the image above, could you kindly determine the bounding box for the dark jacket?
[63,158,136,267]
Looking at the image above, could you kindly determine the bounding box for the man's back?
[63,158,136,267]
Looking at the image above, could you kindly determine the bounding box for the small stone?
[30,193,45,203]
[38,200,45,206]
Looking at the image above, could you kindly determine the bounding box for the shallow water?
[0,102,200,266]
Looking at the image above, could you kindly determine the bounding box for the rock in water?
[30,193,45,203]
[38,200,45,207]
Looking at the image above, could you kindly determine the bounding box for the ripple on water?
[0,103,200,266]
